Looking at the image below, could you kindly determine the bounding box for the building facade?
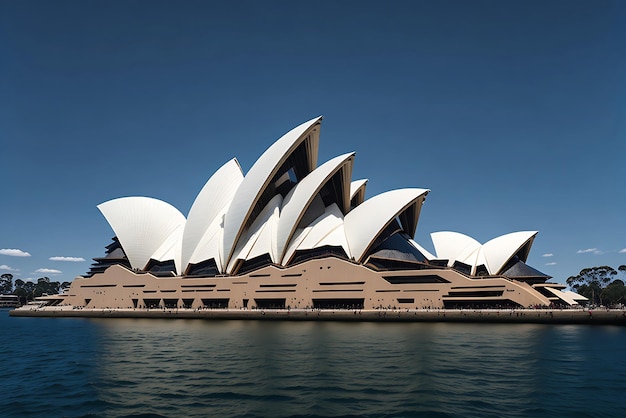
[47,117,583,310]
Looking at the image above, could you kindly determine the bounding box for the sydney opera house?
[47,117,585,311]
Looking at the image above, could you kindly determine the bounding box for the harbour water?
[2,311,626,417]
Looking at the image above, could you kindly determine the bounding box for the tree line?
[566,265,626,307]
[0,273,71,305]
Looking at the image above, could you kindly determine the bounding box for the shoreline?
[9,307,626,325]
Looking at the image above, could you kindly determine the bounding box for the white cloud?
[545,262,557,266]
[619,249,626,254]
[542,253,553,257]
[49,256,86,262]
[0,264,19,272]
[577,248,602,255]
[0,248,31,257]
[35,268,62,274]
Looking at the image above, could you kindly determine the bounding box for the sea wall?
[9,307,626,325]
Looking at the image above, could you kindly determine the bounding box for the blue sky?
[1,0,624,285]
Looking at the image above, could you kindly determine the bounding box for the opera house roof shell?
[94,116,548,283]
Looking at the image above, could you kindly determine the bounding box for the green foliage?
[13,287,28,305]
[603,280,626,305]
[567,266,626,306]
[1,273,13,294]
[566,266,617,288]
[10,276,64,303]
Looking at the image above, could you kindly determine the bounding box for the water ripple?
[3,314,626,417]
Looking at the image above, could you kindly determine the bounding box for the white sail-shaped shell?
[482,231,537,274]
[222,117,321,271]
[344,188,429,263]
[181,158,243,272]
[282,203,351,265]
[276,152,354,263]
[98,197,186,274]
[227,194,283,274]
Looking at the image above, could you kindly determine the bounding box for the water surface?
[2,311,625,417]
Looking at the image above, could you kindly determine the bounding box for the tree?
[603,280,626,306]
[30,277,62,298]
[567,266,618,306]
[11,277,63,302]
[48,281,60,295]
[22,281,35,292]
[34,277,53,297]
[37,277,50,285]
[567,266,617,288]
[0,273,13,294]
[21,281,36,301]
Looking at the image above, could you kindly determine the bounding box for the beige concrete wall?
[61,258,552,310]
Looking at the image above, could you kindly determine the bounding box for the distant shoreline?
[9,307,626,325]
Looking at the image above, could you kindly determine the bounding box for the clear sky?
[1,0,624,286]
